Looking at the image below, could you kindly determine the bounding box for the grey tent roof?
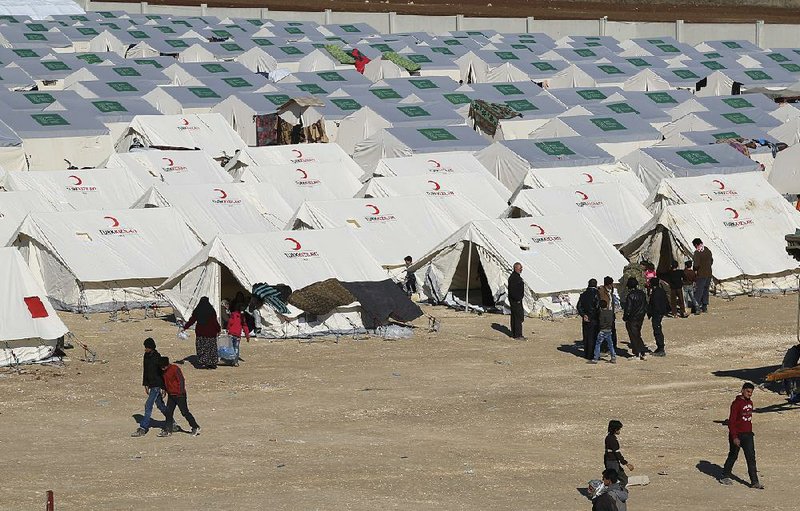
[0,107,109,138]
[546,114,663,142]
[547,87,623,107]
[498,137,615,167]
[385,125,491,153]
[631,144,761,176]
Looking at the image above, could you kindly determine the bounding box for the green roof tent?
[474,137,615,191]
[353,125,491,174]
[618,144,762,192]
[0,107,112,170]
[530,114,663,158]
[142,85,228,115]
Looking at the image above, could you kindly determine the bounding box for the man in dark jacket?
[666,260,686,317]
[507,262,525,340]
[131,338,169,437]
[622,277,648,360]
[692,238,714,313]
[577,279,600,359]
[647,277,669,357]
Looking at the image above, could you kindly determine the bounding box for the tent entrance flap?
[450,241,494,306]
[220,265,248,308]
[656,229,676,275]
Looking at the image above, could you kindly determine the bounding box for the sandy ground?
[2,294,800,510]
[143,0,800,23]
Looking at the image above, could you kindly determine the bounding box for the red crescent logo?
[296,168,308,179]
[576,190,589,201]
[181,118,189,126]
[725,207,739,219]
[285,237,301,251]
[583,173,594,183]
[104,216,120,227]
[292,149,303,158]
[530,224,545,235]
[214,188,228,199]
[712,179,725,190]
[427,159,441,168]
[162,157,175,167]
[68,175,82,186]
[366,204,380,215]
[428,180,441,191]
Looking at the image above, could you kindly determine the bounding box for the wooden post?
[46,491,54,511]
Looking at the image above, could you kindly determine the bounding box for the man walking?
[577,279,601,359]
[721,383,763,489]
[692,238,713,313]
[647,277,669,357]
[131,338,169,437]
[623,277,648,360]
[158,357,201,437]
[508,262,525,340]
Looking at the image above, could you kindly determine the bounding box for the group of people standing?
[577,238,714,362]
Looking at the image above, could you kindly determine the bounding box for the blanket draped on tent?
[469,100,522,137]
[341,280,423,329]
[251,282,291,314]
[289,279,357,316]
[324,45,356,64]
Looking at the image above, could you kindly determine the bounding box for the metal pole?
[464,240,472,312]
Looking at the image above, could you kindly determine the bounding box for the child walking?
[227,304,251,367]
[158,357,201,437]
[590,300,617,364]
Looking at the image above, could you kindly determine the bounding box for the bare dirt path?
[2,294,799,510]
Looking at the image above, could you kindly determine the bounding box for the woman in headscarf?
[182,297,221,369]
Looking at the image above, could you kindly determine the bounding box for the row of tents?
[2,11,800,365]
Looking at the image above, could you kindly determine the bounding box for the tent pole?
[465,240,472,313]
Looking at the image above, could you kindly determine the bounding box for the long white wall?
[85,1,796,47]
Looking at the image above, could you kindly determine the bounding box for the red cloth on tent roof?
[351,49,371,74]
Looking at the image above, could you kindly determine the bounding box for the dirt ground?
[143,0,800,24]
[2,294,800,510]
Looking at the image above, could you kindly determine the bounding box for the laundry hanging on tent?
[289,278,357,316]
[351,49,371,74]
[251,282,291,314]
[469,99,523,137]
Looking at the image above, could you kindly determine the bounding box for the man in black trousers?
[577,279,600,359]
[508,262,526,340]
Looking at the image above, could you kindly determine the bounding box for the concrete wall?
[85,2,799,48]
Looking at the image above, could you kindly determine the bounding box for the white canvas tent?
[158,229,389,338]
[241,161,363,210]
[475,138,615,192]
[506,184,653,245]
[621,199,800,294]
[1,168,145,211]
[0,190,54,245]
[358,173,510,218]
[132,182,291,239]
[517,164,650,202]
[245,142,367,182]
[106,150,235,186]
[353,126,491,175]
[0,248,69,367]
[12,208,203,312]
[617,145,762,192]
[768,143,800,194]
[645,172,784,214]
[409,216,628,315]
[373,151,498,182]
[119,113,251,162]
[289,195,490,267]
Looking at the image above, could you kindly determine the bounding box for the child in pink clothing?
[227,305,250,366]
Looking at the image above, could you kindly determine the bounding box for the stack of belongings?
[469,100,523,137]
[289,278,423,329]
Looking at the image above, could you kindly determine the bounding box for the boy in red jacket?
[720,382,763,488]
[157,357,201,437]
